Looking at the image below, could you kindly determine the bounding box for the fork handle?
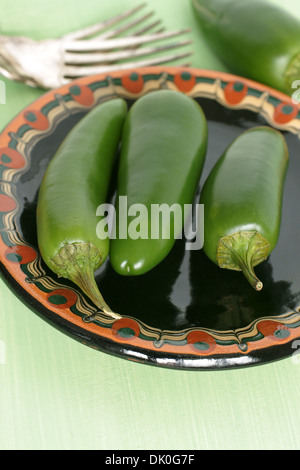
[0,36,42,87]
[0,48,20,81]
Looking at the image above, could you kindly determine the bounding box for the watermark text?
[96,196,204,251]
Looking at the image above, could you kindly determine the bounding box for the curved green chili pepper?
[200,126,289,291]
[110,90,208,276]
[36,98,127,319]
[192,0,300,94]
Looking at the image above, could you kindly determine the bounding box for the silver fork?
[0,3,192,89]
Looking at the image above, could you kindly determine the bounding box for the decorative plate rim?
[1,65,300,370]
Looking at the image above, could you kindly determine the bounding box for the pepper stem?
[217,231,271,291]
[50,242,121,320]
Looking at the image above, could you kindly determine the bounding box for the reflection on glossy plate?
[1,66,300,370]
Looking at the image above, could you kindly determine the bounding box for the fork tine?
[131,20,164,37]
[64,29,191,52]
[62,3,148,40]
[64,39,192,65]
[63,51,193,79]
[99,20,165,57]
[96,11,158,40]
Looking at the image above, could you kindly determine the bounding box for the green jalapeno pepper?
[110,90,208,276]
[36,98,127,319]
[192,0,300,94]
[200,126,289,291]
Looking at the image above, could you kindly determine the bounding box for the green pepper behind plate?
[192,0,300,94]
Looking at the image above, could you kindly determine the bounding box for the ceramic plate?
[1,66,300,370]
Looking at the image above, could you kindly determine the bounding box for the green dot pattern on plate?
[181,71,192,81]
[6,253,22,263]
[233,82,244,92]
[69,85,81,96]
[274,328,290,339]
[282,105,294,115]
[193,341,210,351]
[25,112,37,122]
[48,294,68,305]
[118,327,136,339]
[1,154,12,164]
[130,73,139,82]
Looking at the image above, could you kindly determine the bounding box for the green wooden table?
[1,0,300,450]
